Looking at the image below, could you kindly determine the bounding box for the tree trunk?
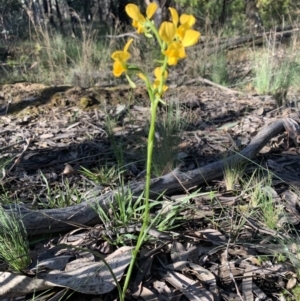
[45,0,60,29]
[20,0,74,34]
[55,0,73,35]
[87,0,101,23]
[245,0,263,32]
[219,0,228,26]
[98,0,113,26]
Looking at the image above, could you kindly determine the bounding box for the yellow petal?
[164,41,186,65]
[126,4,143,21]
[167,56,178,66]
[178,46,186,59]
[113,61,125,77]
[154,67,168,80]
[153,79,159,88]
[159,22,176,44]
[169,7,179,26]
[111,50,130,62]
[137,22,145,33]
[132,18,145,33]
[132,19,139,29]
[177,24,187,41]
[182,29,200,47]
[124,38,134,52]
[137,73,147,81]
[165,41,184,55]
[180,14,196,27]
[146,2,158,19]
[138,12,146,22]
[153,79,168,92]
[154,67,162,79]
[162,85,168,93]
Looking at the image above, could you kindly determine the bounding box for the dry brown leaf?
[219,254,242,285]
[130,257,154,298]
[58,228,88,245]
[31,255,74,272]
[99,241,115,254]
[283,118,300,147]
[40,133,54,139]
[167,261,216,290]
[1,246,133,296]
[286,276,297,290]
[170,242,191,262]
[60,163,76,176]
[242,264,253,301]
[139,286,161,301]
[195,229,226,243]
[252,282,267,300]
[253,107,264,116]
[153,280,171,295]
[188,262,216,290]
[283,190,300,213]
[0,272,54,297]
[164,271,214,301]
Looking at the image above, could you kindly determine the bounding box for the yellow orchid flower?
[180,14,196,28]
[177,17,197,42]
[112,61,126,77]
[111,38,133,77]
[154,66,168,79]
[159,7,200,66]
[169,7,179,27]
[159,21,176,44]
[153,67,168,93]
[164,41,186,65]
[163,29,200,66]
[181,29,200,47]
[126,3,158,34]
[159,7,200,46]
[169,7,196,30]
[138,68,168,95]
[146,3,158,19]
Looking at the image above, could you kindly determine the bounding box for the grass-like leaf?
[0,206,30,272]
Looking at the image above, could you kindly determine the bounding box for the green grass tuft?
[0,206,30,272]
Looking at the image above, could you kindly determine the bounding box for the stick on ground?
[6,119,286,236]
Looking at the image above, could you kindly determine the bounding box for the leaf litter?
[0,83,300,300]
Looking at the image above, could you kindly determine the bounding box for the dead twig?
[1,138,33,182]
[8,138,33,173]
[224,238,245,301]
[185,76,244,95]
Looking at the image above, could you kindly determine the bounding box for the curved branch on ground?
[6,119,285,236]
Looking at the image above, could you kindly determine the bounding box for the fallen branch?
[185,76,244,95]
[197,25,300,55]
[7,119,286,236]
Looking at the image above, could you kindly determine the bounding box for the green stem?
[158,56,168,95]
[144,99,158,220]
[121,88,157,300]
[121,21,168,301]
[148,21,163,50]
